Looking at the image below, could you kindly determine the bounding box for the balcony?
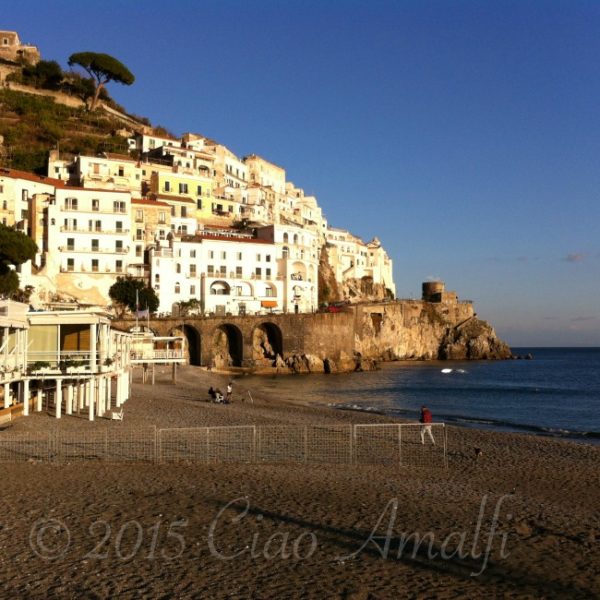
[58,246,130,255]
[60,226,130,235]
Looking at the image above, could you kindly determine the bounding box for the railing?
[60,227,130,235]
[58,246,130,254]
[130,349,185,362]
[0,424,447,467]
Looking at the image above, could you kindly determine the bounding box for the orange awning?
[261,300,277,308]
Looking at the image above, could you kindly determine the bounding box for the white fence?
[0,424,447,467]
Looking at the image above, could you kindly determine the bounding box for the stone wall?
[114,298,511,374]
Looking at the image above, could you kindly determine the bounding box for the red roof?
[0,167,65,187]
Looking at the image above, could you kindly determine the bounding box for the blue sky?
[7,0,600,346]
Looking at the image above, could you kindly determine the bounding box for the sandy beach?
[1,365,599,599]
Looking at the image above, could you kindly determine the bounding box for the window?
[256,253,261,261]
[92,199,99,211]
[176,263,181,274]
[293,234,298,244]
[158,211,166,224]
[196,185,202,195]
[266,268,271,278]
[118,166,124,177]
[283,233,289,243]
[94,220,101,232]
[115,240,123,253]
[181,206,187,218]
[116,221,123,232]
[221,251,226,259]
[219,265,226,276]
[266,254,271,262]
[164,181,171,192]
[67,258,74,272]
[91,259,99,272]
[190,285,196,295]
[116,260,123,272]
[136,245,143,257]
[67,238,75,251]
[190,265,196,276]
[113,201,126,213]
[265,286,273,297]
[179,183,188,194]
[196,199,202,209]
[175,282,180,294]
[136,229,143,241]
[237,252,242,261]
[207,265,214,275]
[135,209,143,222]
[65,197,78,210]
[209,251,214,259]
[22,190,29,202]
[190,249,196,258]
[236,266,242,277]
[255,267,262,278]
[171,206,176,217]
[282,246,289,259]
[92,239,99,252]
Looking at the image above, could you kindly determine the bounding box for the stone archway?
[171,325,201,366]
[252,322,283,365]
[213,324,243,367]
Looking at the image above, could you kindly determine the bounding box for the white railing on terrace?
[130,349,185,362]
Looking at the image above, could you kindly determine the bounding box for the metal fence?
[0,424,447,467]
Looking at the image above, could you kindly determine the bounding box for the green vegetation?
[109,276,159,315]
[0,224,38,296]
[68,52,135,111]
[6,59,64,90]
[0,88,130,172]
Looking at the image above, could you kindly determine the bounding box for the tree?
[0,225,37,296]
[67,52,134,111]
[109,276,159,315]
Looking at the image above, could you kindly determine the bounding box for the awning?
[261,300,277,308]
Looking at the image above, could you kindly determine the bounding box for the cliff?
[352,300,512,365]
[268,299,512,374]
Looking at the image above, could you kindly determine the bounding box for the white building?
[150,227,283,315]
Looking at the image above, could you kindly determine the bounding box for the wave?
[330,403,600,442]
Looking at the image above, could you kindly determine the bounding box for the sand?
[0,365,599,599]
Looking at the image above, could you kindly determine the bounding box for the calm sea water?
[245,348,600,442]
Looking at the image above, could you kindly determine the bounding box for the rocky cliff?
[282,299,512,374]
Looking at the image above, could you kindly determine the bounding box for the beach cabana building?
[0,300,29,424]
[26,310,132,420]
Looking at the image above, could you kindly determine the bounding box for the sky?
[6,0,600,346]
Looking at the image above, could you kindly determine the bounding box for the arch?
[262,282,277,297]
[172,325,201,366]
[290,261,307,280]
[252,322,283,363]
[283,232,289,243]
[233,281,254,296]
[210,281,231,295]
[212,323,243,367]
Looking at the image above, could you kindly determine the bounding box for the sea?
[246,348,600,443]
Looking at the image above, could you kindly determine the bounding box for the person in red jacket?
[420,405,435,445]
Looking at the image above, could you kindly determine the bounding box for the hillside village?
[0,31,396,317]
